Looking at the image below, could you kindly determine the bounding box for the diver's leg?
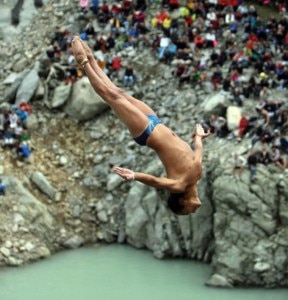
[72,36,149,137]
[80,38,157,116]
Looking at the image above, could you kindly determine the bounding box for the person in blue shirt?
[91,0,99,15]
[16,142,31,160]
[15,107,29,125]
[0,179,6,195]
[128,24,138,39]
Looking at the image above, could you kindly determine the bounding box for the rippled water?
[0,245,287,300]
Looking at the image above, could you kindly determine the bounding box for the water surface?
[0,245,287,300]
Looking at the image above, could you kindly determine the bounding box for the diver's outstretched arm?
[113,167,185,193]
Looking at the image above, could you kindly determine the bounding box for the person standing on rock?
[72,36,211,215]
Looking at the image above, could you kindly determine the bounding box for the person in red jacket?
[169,0,179,10]
[238,113,249,140]
[18,102,32,115]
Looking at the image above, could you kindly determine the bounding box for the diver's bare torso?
[146,124,202,186]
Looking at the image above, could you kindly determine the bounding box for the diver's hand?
[113,167,135,181]
[193,124,211,139]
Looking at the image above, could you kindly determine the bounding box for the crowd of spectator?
[44,0,288,178]
[0,102,32,162]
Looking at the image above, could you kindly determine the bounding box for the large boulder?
[16,63,40,103]
[51,84,72,108]
[1,176,56,242]
[0,177,56,266]
[3,69,30,103]
[226,106,242,131]
[64,76,109,121]
[202,92,228,119]
[31,171,57,200]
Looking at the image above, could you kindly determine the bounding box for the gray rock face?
[15,65,40,103]
[3,69,29,103]
[208,162,288,287]
[202,92,228,119]
[64,77,109,121]
[206,273,233,288]
[5,176,55,229]
[0,176,55,266]
[51,84,72,108]
[31,171,57,200]
[62,235,85,249]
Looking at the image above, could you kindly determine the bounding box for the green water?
[0,245,287,300]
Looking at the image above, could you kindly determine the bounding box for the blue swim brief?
[134,114,162,146]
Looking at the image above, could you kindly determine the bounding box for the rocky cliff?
[0,0,287,288]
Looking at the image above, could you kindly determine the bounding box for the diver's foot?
[72,36,88,67]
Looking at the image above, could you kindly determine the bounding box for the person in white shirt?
[14,121,23,140]
[225,12,235,25]
[208,0,218,5]
[9,110,18,129]
[207,10,217,22]
[205,31,216,47]
[210,114,228,137]
[237,3,248,15]
[159,35,171,60]
[270,145,287,170]
[232,153,246,176]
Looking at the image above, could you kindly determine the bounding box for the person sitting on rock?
[15,106,29,127]
[279,132,288,154]
[15,142,31,161]
[72,36,211,215]
[46,45,55,61]
[123,65,136,87]
[9,110,18,130]
[0,112,4,136]
[158,34,171,60]
[79,0,89,14]
[247,151,258,180]
[20,129,31,147]
[270,145,287,171]
[232,152,246,177]
[163,40,177,64]
[18,102,32,115]
[3,125,14,148]
[178,65,192,88]
[275,108,288,130]
[3,111,10,131]
[258,145,271,165]
[237,113,249,140]
[168,0,179,10]
[84,20,96,38]
[0,179,6,196]
[209,114,229,138]
[210,66,223,91]
[13,120,23,141]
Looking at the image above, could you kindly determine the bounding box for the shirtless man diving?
[72,36,211,215]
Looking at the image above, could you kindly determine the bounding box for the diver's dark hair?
[167,193,185,215]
